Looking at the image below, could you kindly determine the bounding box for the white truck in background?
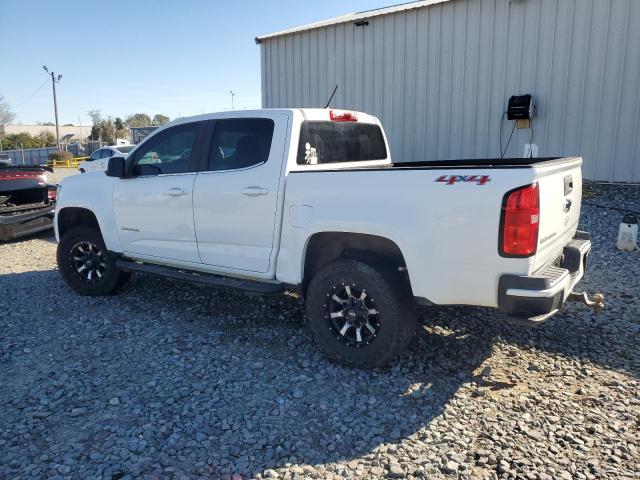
[54,108,602,367]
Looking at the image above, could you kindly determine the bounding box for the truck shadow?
[423,302,639,381]
[0,268,636,479]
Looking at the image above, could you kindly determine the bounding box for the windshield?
[297,121,387,165]
[115,145,135,154]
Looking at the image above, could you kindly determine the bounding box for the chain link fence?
[0,144,83,166]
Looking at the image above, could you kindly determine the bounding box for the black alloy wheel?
[326,283,380,347]
[69,240,107,283]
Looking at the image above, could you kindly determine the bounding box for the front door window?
[132,124,198,175]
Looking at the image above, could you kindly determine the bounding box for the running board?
[115,259,284,294]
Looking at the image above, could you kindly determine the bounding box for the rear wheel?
[57,227,131,296]
[305,258,416,368]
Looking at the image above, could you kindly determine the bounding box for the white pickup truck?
[54,109,601,367]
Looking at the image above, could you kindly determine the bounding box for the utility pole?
[230,90,235,110]
[43,66,62,150]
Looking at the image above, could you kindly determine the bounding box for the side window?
[89,150,101,161]
[208,118,274,171]
[133,123,198,175]
[100,149,113,159]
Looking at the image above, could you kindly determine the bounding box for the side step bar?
[115,259,284,294]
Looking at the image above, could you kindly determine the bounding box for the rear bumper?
[0,205,55,240]
[498,231,591,324]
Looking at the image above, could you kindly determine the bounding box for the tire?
[305,258,417,368]
[57,226,131,296]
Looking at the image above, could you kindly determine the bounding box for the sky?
[1,0,394,126]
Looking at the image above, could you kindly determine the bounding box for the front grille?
[0,203,51,217]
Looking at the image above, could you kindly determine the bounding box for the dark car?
[0,164,57,241]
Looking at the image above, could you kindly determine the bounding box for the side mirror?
[133,163,161,176]
[106,156,126,177]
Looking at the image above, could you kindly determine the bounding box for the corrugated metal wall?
[260,0,640,182]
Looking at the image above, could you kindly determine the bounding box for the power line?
[12,79,49,108]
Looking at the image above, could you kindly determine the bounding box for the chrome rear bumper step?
[498,231,595,325]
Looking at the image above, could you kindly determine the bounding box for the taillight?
[47,185,58,202]
[330,110,358,122]
[500,183,539,257]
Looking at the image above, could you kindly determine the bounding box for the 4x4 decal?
[435,174,491,185]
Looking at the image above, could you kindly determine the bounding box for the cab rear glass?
[116,145,135,154]
[297,121,387,165]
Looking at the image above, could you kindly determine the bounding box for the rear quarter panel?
[278,167,539,307]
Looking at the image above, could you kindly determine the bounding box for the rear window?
[115,145,135,154]
[297,121,387,165]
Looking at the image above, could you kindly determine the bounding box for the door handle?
[165,187,188,196]
[242,186,269,196]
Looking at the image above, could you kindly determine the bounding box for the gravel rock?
[69,408,86,417]
[388,463,405,478]
[444,460,459,473]
[0,176,638,479]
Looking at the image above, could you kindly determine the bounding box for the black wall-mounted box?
[507,94,534,120]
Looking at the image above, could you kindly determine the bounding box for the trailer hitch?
[567,292,605,314]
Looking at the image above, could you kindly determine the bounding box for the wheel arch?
[57,207,101,239]
[301,231,412,295]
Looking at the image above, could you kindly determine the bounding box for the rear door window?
[297,121,387,165]
[208,118,275,171]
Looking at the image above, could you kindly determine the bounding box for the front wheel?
[57,227,131,296]
[305,259,417,368]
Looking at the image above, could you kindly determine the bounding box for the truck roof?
[166,108,382,128]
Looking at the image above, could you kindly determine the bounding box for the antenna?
[324,84,339,108]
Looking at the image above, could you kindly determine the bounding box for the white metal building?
[256,0,640,182]
[0,124,92,141]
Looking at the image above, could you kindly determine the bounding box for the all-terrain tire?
[57,227,131,296]
[305,258,416,368]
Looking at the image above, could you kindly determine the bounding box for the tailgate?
[533,157,583,271]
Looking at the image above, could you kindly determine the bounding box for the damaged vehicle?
[0,162,57,241]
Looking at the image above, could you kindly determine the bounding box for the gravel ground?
[0,177,638,480]
[48,169,79,184]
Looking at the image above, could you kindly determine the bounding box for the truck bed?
[283,156,583,307]
[391,157,566,168]
[291,157,570,172]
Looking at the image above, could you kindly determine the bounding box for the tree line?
[88,111,170,145]
[0,93,171,149]
[0,131,57,150]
